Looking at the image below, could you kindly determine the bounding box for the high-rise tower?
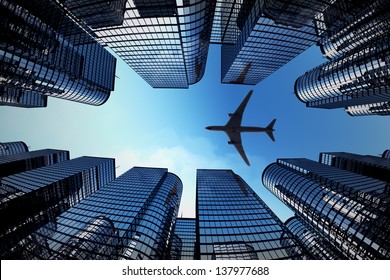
[195,169,306,260]
[20,167,182,260]
[74,0,216,88]
[295,0,390,116]
[262,153,390,259]
[0,0,116,108]
[0,149,69,177]
[0,156,115,258]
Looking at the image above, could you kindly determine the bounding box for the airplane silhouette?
[206,90,276,166]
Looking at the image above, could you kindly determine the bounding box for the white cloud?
[113,135,254,218]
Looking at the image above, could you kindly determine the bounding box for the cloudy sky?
[1,44,389,221]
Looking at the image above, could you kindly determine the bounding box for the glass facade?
[0,156,115,258]
[196,169,305,260]
[262,155,390,259]
[0,149,69,177]
[90,0,216,88]
[0,141,28,156]
[295,34,390,109]
[346,102,390,116]
[317,0,390,59]
[21,167,182,260]
[319,152,390,183]
[171,217,196,260]
[294,0,390,116]
[0,0,116,108]
[282,216,346,260]
[220,0,329,85]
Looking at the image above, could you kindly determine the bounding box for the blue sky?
[1,44,389,221]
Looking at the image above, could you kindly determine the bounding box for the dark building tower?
[0,149,69,177]
[195,169,305,260]
[21,167,182,260]
[282,216,346,260]
[319,152,390,183]
[88,0,216,88]
[262,154,390,259]
[0,156,115,258]
[171,217,196,260]
[217,0,330,85]
[0,141,28,156]
[0,0,116,108]
[295,0,390,116]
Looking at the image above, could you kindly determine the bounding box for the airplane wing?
[226,131,250,166]
[226,90,253,128]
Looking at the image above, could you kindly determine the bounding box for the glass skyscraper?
[0,156,115,258]
[21,167,182,260]
[0,141,28,156]
[171,217,196,260]
[295,0,390,116]
[0,149,69,177]
[80,0,216,89]
[262,152,390,259]
[218,0,330,85]
[196,169,305,260]
[0,0,116,108]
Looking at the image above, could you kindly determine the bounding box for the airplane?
[206,90,276,166]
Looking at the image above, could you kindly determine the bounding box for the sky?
[1,44,389,222]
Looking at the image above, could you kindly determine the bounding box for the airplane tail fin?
[266,119,276,142]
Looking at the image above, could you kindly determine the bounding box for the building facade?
[0,141,28,156]
[0,0,116,108]
[0,156,115,258]
[0,149,69,177]
[295,0,390,116]
[195,169,305,260]
[218,0,330,85]
[282,216,346,259]
[262,153,390,259]
[20,167,182,260]
[81,0,216,88]
[171,217,196,260]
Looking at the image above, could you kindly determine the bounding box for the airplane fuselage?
[206,126,272,133]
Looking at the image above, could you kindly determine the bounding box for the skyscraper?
[20,167,182,260]
[0,0,116,108]
[195,169,305,260]
[295,0,390,116]
[0,149,69,177]
[171,217,196,260]
[80,0,216,89]
[218,0,330,85]
[0,156,115,258]
[262,153,390,259]
[282,216,346,260]
[0,141,28,156]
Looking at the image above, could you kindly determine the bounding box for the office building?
[262,153,390,259]
[295,0,390,116]
[295,34,390,112]
[0,149,69,177]
[196,169,305,260]
[171,217,196,260]
[282,216,346,259]
[0,141,28,156]
[0,0,116,108]
[319,151,390,182]
[218,0,329,85]
[87,0,216,88]
[21,167,182,260]
[0,156,115,258]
